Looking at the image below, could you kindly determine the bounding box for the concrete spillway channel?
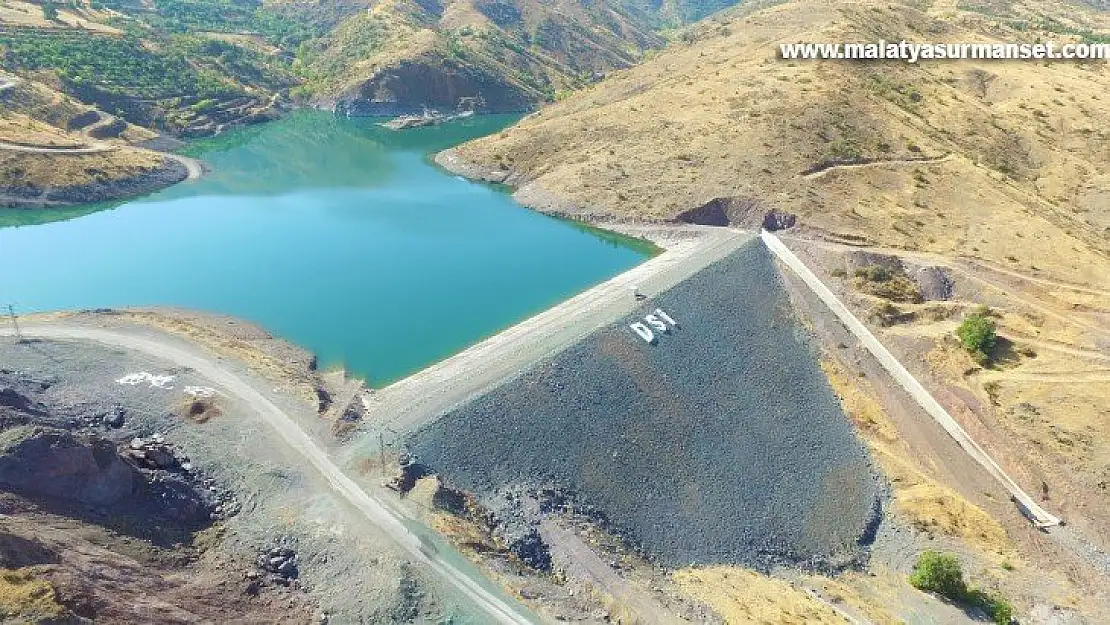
[385,234,883,571]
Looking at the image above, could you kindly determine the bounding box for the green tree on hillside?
[909,551,1015,625]
[909,551,967,599]
[42,2,59,20]
[957,311,997,363]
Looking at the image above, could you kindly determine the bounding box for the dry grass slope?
[673,567,849,624]
[454,0,1110,288]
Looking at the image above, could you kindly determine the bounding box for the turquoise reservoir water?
[0,111,651,385]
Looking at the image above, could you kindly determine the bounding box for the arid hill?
[450,0,1110,287]
[443,1,1110,619]
[0,75,191,208]
[299,0,729,113]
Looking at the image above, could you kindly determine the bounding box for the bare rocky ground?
[0,314,485,624]
[772,235,1110,623]
[405,239,882,575]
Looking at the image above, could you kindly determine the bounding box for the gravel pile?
[408,239,882,570]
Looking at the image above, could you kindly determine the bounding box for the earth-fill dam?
[407,238,882,569]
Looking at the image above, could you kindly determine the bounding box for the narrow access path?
[165,153,204,180]
[777,234,1110,339]
[881,323,1110,364]
[539,520,676,625]
[803,154,953,180]
[0,324,536,625]
[761,230,1061,528]
[0,139,117,154]
[776,233,1110,298]
[349,227,754,451]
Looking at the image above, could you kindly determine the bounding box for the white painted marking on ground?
[183,385,217,398]
[116,372,175,389]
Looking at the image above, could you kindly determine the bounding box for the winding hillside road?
[761,230,1061,528]
[0,139,117,154]
[0,323,535,625]
[166,153,204,181]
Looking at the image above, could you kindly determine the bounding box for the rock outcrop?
[0,426,139,507]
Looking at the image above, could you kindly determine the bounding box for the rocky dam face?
[407,238,883,570]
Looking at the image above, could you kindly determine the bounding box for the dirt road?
[539,520,678,625]
[0,139,117,154]
[761,230,1061,528]
[0,323,536,625]
[165,153,204,180]
[776,233,1110,340]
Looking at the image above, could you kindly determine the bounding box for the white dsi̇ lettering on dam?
[630,308,679,344]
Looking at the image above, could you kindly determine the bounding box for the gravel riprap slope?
[408,238,882,570]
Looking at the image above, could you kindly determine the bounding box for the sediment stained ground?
[408,238,882,569]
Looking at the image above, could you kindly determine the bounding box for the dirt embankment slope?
[0,78,194,207]
[0,310,496,624]
[444,0,1110,289]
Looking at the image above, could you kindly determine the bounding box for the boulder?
[761,209,797,231]
[0,426,138,507]
[102,406,125,429]
[914,266,955,301]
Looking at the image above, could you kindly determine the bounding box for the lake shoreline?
[1,110,655,384]
[0,155,190,209]
[434,147,677,228]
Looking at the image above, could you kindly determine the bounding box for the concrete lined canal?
[0,111,653,385]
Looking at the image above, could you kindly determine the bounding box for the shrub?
[957,312,997,362]
[857,265,893,282]
[910,551,967,600]
[990,597,1014,625]
[910,552,1015,624]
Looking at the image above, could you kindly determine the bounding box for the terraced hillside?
[0,74,191,207]
[0,28,293,136]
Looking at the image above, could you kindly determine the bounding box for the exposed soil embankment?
[0,313,493,623]
[1,156,188,208]
[407,238,883,571]
[331,59,538,117]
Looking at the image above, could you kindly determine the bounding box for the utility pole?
[379,432,387,475]
[7,304,23,343]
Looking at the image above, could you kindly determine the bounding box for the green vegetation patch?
[149,0,321,48]
[0,32,236,100]
[910,551,1014,625]
[956,310,998,364]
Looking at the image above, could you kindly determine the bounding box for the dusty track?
[165,153,204,180]
[803,154,953,180]
[0,323,535,625]
[777,234,1110,340]
[0,138,117,154]
[762,230,1061,528]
